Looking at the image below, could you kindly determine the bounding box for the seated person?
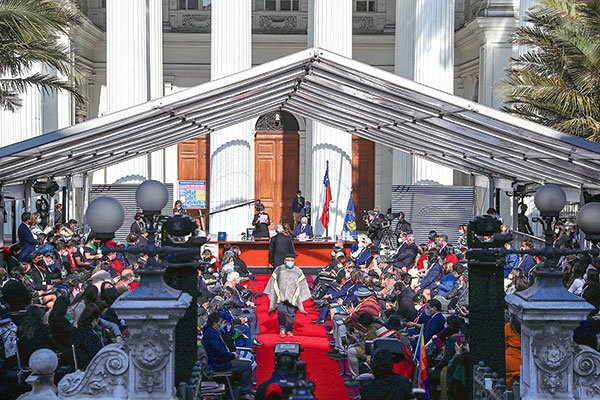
[255,351,298,400]
[72,304,105,370]
[313,269,353,324]
[292,217,314,240]
[416,249,442,294]
[223,271,262,346]
[434,262,460,297]
[202,312,253,399]
[409,299,446,348]
[351,237,374,267]
[360,348,412,400]
[17,305,59,365]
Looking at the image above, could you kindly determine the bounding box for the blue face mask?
[285,261,295,269]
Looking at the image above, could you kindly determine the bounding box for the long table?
[216,240,355,269]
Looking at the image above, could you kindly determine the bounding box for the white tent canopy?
[1,48,599,189]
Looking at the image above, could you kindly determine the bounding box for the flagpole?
[325,160,329,240]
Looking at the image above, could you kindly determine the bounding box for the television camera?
[271,342,316,400]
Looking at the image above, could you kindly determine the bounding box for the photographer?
[255,351,298,400]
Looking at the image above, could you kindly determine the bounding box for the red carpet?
[252,274,350,399]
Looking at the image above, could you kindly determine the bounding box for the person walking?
[264,254,311,337]
[268,225,295,269]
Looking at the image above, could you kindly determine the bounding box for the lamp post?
[504,184,599,399]
[83,180,206,398]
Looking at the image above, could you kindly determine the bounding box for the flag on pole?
[413,326,431,400]
[319,162,332,230]
[343,192,358,240]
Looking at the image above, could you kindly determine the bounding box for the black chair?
[14,337,31,385]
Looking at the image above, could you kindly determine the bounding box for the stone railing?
[473,362,520,400]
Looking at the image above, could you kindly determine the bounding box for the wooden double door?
[177,133,374,231]
[255,131,299,227]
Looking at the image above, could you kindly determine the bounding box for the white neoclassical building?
[0,0,534,237]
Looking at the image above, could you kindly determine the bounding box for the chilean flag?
[319,163,332,230]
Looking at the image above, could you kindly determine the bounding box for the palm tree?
[497,0,600,142]
[0,0,84,112]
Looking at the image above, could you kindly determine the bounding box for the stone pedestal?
[209,0,254,238]
[308,0,353,237]
[111,284,191,399]
[506,270,595,399]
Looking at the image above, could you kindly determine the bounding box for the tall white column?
[308,0,353,238]
[393,0,454,185]
[101,0,163,184]
[209,0,253,238]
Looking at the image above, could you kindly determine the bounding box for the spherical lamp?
[85,196,125,239]
[136,180,169,213]
[534,184,567,216]
[29,349,58,375]
[577,202,600,243]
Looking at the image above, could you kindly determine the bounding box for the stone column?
[209,0,253,238]
[308,0,353,237]
[506,271,594,399]
[103,0,163,184]
[393,0,454,185]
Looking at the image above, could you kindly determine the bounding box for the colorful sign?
[178,180,207,209]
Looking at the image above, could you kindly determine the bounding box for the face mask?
[398,238,404,244]
[36,218,42,224]
[301,223,306,227]
[345,271,351,280]
[285,261,295,269]
[424,308,433,317]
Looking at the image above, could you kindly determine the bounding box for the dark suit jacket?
[292,223,313,238]
[392,242,418,268]
[268,233,295,267]
[18,223,38,260]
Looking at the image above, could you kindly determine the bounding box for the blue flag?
[343,193,358,240]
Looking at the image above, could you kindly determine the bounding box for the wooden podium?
[216,240,354,268]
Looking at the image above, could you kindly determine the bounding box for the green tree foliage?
[498,0,600,142]
[0,0,84,111]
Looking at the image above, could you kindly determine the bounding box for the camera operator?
[255,351,298,400]
[394,212,413,235]
[365,210,384,244]
[360,348,412,400]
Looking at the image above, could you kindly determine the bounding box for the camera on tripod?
[467,215,513,250]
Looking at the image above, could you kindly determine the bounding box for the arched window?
[255,111,300,131]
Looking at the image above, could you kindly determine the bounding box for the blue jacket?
[292,223,313,238]
[18,223,38,260]
[504,246,520,278]
[331,280,353,300]
[202,326,235,370]
[353,248,372,266]
[424,312,446,344]
[518,254,536,278]
[343,282,365,306]
[436,273,458,297]
[420,262,442,291]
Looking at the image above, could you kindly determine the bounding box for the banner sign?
[178,180,207,208]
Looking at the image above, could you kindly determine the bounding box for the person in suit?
[291,217,313,240]
[252,203,270,239]
[18,212,38,261]
[129,212,145,235]
[291,190,305,226]
[269,225,295,268]
[391,234,418,270]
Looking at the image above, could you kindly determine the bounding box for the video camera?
[272,343,316,400]
[467,215,513,250]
